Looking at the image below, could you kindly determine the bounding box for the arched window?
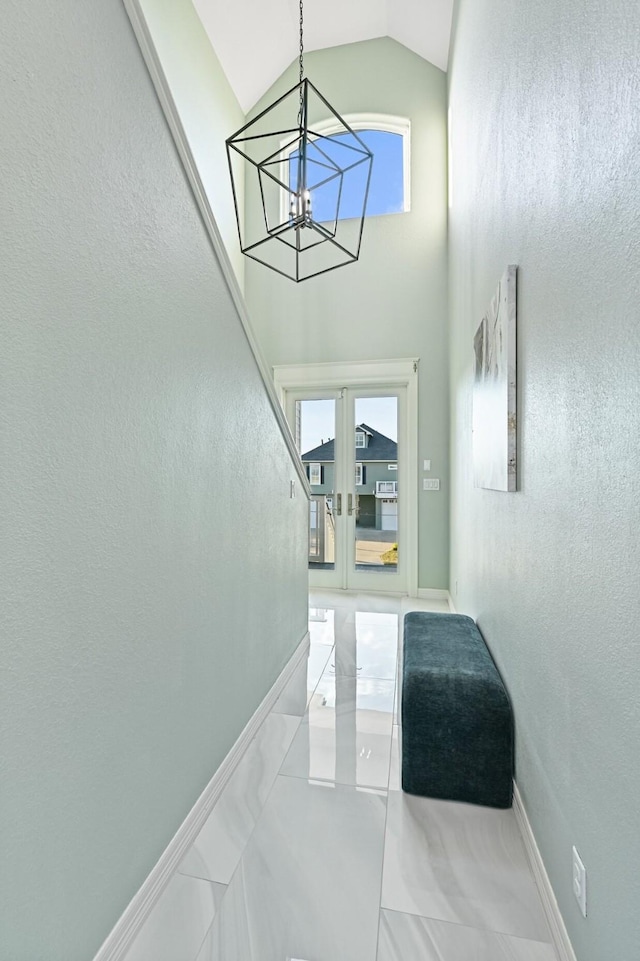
[285,115,410,223]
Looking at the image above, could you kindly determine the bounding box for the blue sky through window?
[299,397,398,457]
[289,129,404,223]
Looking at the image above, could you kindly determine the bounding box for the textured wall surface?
[448,1,640,958]
[140,0,246,288]
[246,38,450,590]
[0,1,308,959]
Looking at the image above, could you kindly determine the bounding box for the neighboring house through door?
[302,423,398,531]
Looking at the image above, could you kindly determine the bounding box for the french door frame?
[274,359,419,596]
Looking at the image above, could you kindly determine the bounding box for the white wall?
[246,38,450,589]
[448,1,640,958]
[0,1,308,958]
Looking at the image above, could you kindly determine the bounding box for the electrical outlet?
[572,846,587,917]
[423,459,431,471]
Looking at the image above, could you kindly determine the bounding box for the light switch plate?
[423,459,431,471]
[423,478,440,491]
[572,846,587,917]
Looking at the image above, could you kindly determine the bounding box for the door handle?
[335,493,342,516]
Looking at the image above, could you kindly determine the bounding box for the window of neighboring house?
[376,480,397,495]
[285,115,411,224]
[355,464,367,486]
[388,463,397,470]
[308,463,322,485]
[355,431,366,448]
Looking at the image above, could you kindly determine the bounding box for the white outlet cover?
[572,846,587,917]
[423,459,431,471]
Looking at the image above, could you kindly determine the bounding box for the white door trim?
[274,360,419,596]
[274,358,420,393]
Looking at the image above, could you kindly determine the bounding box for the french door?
[277,361,418,594]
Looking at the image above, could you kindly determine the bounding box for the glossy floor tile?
[280,672,395,788]
[351,593,402,614]
[324,610,399,680]
[400,597,451,615]
[197,775,387,961]
[308,589,356,611]
[309,589,403,615]
[271,642,333,716]
[309,590,451,618]
[392,660,401,724]
[381,792,551,942]
[178,712,299,885]
[389,725,401,791]
[123,873,225,961]
[377,910,558,961]
[127,593,559,961]
[309,606,336,644]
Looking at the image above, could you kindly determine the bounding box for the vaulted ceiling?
[193,0,454,113]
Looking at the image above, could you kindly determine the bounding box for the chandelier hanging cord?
[296,0,306,208]
[297,0,305,128]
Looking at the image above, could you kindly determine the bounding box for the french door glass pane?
[297,398,336,572]
[353,396,398,573]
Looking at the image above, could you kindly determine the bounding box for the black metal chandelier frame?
[225,0,374,283]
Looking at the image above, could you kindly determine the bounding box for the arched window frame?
[279,114,411,222]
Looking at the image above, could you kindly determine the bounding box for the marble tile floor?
[123,590,557,961]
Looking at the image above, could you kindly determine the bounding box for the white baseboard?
[93,631,310,961]
[513,783,577,961]
[416,588,450,601]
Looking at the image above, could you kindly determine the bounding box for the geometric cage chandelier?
[226,0,374,282]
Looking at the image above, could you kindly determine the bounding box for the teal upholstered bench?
[401,612,513,809]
